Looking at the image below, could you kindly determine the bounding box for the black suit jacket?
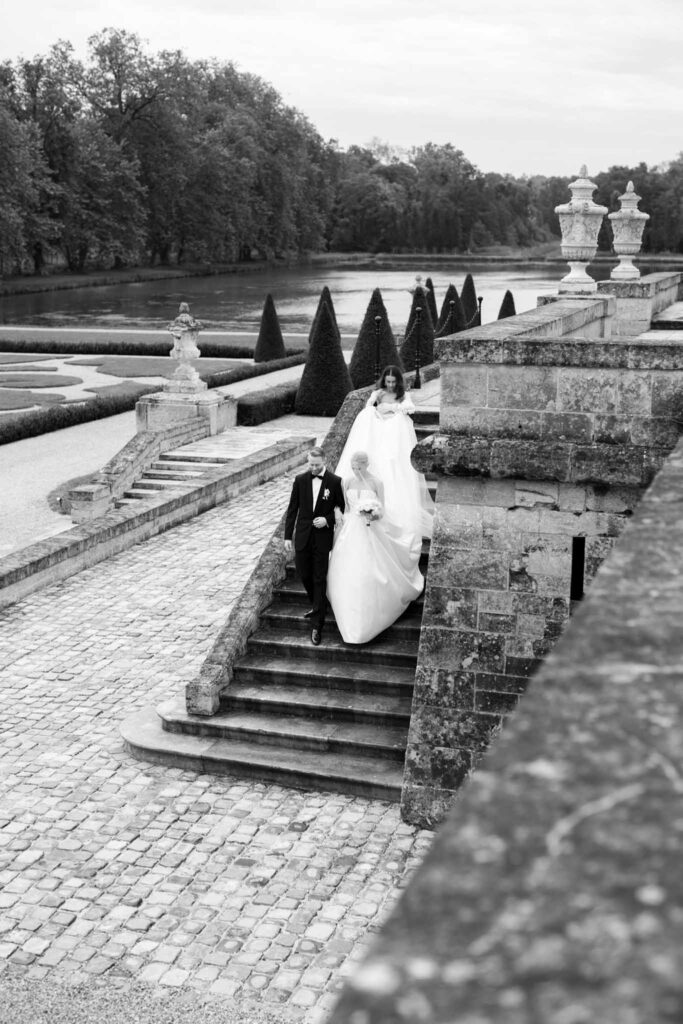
[284,469,345,552]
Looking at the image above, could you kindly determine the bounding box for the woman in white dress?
[327,452,423,645]
[335,365,434,539]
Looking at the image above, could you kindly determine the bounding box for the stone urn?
[608,181,649,280]
[555,166,608,293]
[167,302,206,392]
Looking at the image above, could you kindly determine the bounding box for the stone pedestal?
[135,390,237,434]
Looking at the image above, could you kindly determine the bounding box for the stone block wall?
[401,474,635,827]
[402,287,683,827]
[598,270,681,336]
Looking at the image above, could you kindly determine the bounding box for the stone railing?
[330,430,683,1023]
[186,362,440,716]
[598,270,682,337]
[69,418,211,522]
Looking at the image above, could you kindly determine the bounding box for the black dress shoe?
[311,629,321,646]
[303,609,315,619]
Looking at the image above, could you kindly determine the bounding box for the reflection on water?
[0,259,660,335]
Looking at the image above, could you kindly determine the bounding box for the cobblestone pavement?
[0,470,432,1021]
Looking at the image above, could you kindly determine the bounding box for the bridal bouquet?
[356,496,382,526]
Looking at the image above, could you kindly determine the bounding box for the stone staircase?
[116,449,234,505]
[123,405,439,802]
[155,539,429,802]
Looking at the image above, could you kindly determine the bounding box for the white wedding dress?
[335,392,434,539]
[327,488,424,645]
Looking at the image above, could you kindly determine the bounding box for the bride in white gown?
[335,365,434,540]
[327,452,423,645]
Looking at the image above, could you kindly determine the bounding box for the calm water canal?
[0,259,642,337]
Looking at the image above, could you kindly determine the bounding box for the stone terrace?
[0,469,432,1020]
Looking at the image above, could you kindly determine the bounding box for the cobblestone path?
[0,472,431,1021]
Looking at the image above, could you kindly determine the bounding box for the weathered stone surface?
[418,627,506,673]
[404,743,474,788]
[557,368,618,413]
[331,431,683,1024]
[651,372,683,419]
[411,665,475,707]
[514,480,560,508]
[540,411,593,442]
[487,365,557,410]
[491,439,572,480]
[422,585,478,630]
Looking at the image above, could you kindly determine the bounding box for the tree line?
[1,28,681,275]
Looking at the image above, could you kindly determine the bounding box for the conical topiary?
[461,273,479,326]
[295,300,353,416]
[399,287,435,372]
[309,285,340,345]
[349,288,402,388]
[497,289,517,320]
[253,293,287,362]
[424,277,439,328]
[435,283,467,337]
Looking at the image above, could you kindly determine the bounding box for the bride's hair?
[378,365,405,400]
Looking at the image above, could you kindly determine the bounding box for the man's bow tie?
[311,472,324,479]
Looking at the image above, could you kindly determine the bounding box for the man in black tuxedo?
[284,446,345,646]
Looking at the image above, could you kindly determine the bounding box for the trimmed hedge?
[461,273,479,325]
[424,277,439,328]
[349,288,402,388]
[0,353,306,446]
[0,335,304,359]
[296,300,352,416]
[237,382,299,425]
[498,289,517,319]
[254,293,287,362]
[436,283,467,336]
[400,287,435,371]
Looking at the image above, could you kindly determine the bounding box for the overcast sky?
[3,0,681,178]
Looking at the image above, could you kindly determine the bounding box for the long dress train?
[327,489,423,645]
[335,393,434,539]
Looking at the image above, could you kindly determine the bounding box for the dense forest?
[1,29,682,275]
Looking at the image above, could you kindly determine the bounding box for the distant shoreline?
[2,250,681,298]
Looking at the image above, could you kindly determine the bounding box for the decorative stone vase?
[554,166,608,293]
[167,302,206,393]
[608,181,649,280]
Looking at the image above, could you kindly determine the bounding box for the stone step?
[144,468,207,481]
[247,629,418,667]
[412,408,440,424]
[121,487,162,500]
[154,458,229,470]
[130,478,193,491]
[159,700,408,760]
[273,576,425,610]
[121,707,404,802]
[159,452,234,464]
[260,602,423,641]
[231,653,416,698]
[221,681,412,725]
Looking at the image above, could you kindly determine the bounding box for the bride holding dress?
[335,365,434,539]
[327,451,423,645]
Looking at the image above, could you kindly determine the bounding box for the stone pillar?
[135,302,236,434]
[555,166,607,294]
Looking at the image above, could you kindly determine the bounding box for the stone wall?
[330,432,683,1024]
[402,286,683,827]
[598,270,682,336]
[401,475,635,826]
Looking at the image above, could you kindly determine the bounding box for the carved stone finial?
[554,167,608,294]
[608,182,649,281]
